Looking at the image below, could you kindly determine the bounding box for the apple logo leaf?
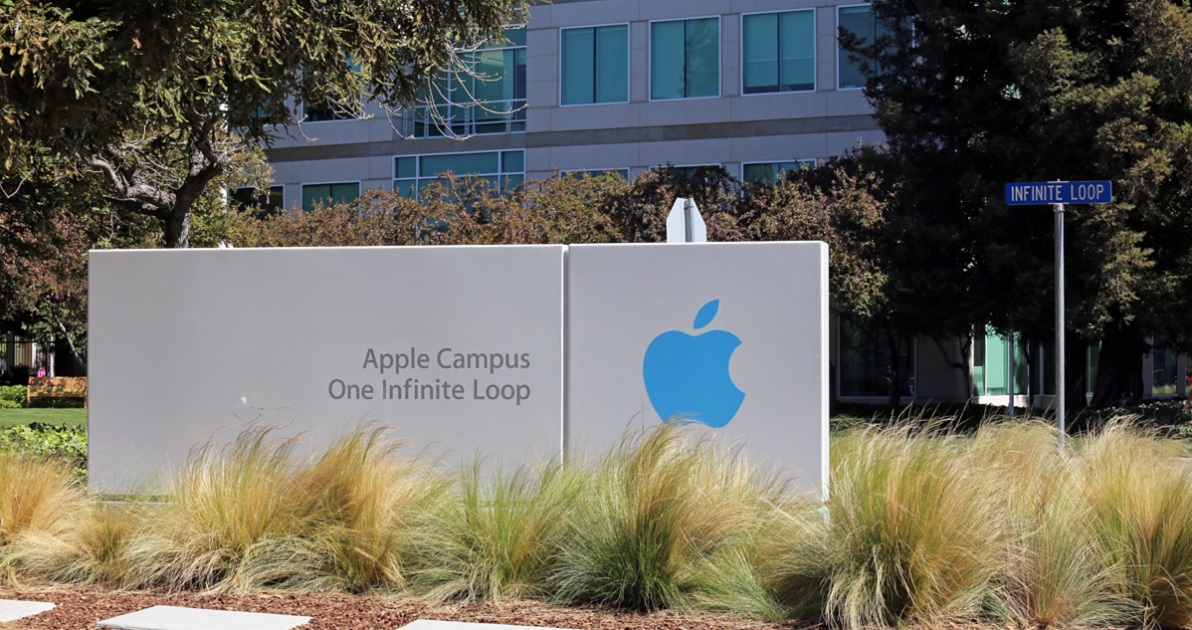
[693,299,719,330]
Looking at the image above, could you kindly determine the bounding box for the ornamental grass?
[1,418,1192,630]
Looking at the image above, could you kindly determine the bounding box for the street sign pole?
[1054,201,1065,449]
[1005,179,1111,450]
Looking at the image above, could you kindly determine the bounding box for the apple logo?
[642,299,745,428]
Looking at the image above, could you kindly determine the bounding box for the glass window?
[839,318,914,397]
[562,168,631,180]
[1086,342,1100,397]
[1153,341,1179,396]
[743,11,815,94]
[650,18,720,100]
[838,4,890,89]
[301,182,360,212]
[562,25,629,105]
[393,150,525,198]
[413,28,526,137]
[743,160,816,183]
[229,186,284,215]
[972,327,1028,396]
[303,102,356,122]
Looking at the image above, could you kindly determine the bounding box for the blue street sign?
[1005,181,1112,205]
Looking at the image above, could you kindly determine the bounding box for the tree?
[0,0,529,248]
[849,0,1192,407]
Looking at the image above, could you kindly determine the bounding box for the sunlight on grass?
[0,417,1188,630]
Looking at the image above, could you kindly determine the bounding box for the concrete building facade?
[253,0,1188,409]
[261,0,886,210]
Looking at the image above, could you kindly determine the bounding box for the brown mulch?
[0,587,818,629]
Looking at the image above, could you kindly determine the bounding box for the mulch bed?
[0,587,816,629]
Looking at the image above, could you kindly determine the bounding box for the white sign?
[567,242,829,497]
[89,242,828,498]
[88,246,565,491]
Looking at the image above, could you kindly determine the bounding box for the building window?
[837,4,889,90]
[561,167,631,180]
[229,186,284,215]
[972,327,1028,397]
[1152,340,1179,397]
[561,24,629,105]
[413,28,526,137]
[743,160,816,183]
[303,101,357,122]
[650,17,720,100]
[742,10,815,94]
[839,318,914,398]
[300,182,360,212]
[393,150,525,198]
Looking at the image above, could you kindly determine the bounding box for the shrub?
[3,501,146,586]
[122,426,309,590]
[0,453,82,550]
[0,385,26,408]
[413,461,582,601]
[969,421,1129,628]
[1081,422,1192,628]
[287,426,444,593]
[549,424,776,611]
[772,424,1009,628]
[0,424,87,478]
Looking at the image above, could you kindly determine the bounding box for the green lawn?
[0,408,87,428]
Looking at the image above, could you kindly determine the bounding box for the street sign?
[1005,178,1112,449]
[1005,181,1112,205]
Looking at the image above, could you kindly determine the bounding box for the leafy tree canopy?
[0,0,529,247]
[849,0,1192,405]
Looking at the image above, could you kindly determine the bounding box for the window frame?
[411,26,527,137]
[299,181,362,212]
[836,3,878,92]
[741,159,818,183]
[229,185,285,214]
[559,22,632,107]
[647,15,723,102]
[559,167,632,180]
[301,101,361,123]
[393,149,526,199]
[740,9,818,97]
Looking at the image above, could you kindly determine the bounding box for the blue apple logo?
[642,299,745,428]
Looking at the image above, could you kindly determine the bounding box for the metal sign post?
[1054,201,1065,449]
[666,198,707,243]
[1005,180,1112,449]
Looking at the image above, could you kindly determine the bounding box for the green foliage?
[227,167,890,324]
[0,0,530,248]
[0,385,24,408]
[850,0,1192,406]
[0,423,86,478]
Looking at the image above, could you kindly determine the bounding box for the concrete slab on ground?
[0,598,55,622]
[398,621,577,630]
[97,605,311,630]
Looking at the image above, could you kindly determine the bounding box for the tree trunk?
[54,314,86,373]
[1089,326,1145,408]
[163,208,191,249]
